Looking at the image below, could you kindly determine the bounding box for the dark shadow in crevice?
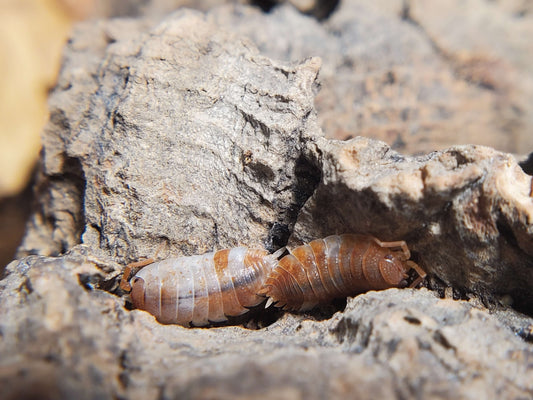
[18,153,86,259]
[516,326,533,344]
[211,301,285,330]
[0,165,36,273]
[58,155,86,252]
[304,297,348,322]
[265,153,321,253]
[251,0,278,13]
[251,0,340,20]
[519,152,533,175]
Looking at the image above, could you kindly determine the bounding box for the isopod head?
[378,254,409,286]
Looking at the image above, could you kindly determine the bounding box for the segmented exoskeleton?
[258,234,425,311]
[120,247,281,326]
[120,234,425,327]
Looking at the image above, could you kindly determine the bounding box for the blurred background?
[0,0,76,268]
[1,0,532,268]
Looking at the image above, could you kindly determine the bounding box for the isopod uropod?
[120,234,426,327]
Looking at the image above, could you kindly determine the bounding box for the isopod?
[120,247,282,326]
[258,234,426,311]
[120,234,426,327]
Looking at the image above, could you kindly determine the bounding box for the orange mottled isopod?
[259,234,425,311]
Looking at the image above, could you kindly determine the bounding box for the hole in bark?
[496,218,519,248]
[78,273,104,291]
[251,0,278,13]
[251,0,339,20]
[404,315,421,325]
[507,293,533,319]
[519,152,533,175]
[516,327,533,343]
[448,149,471,167]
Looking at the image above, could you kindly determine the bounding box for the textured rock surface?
[3,4,533,400]
[294,137,533,312]
[19,11,322,261]
[1,254,533,399]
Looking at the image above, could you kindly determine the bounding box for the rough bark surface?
[19,11,322,261]
[207,1,533,154]
[293,137,533,312]
[2,4,533,400]
[1,254,533,400]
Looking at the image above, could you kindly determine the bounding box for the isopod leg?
[119,241,167,292]
[119,258,155,292]
[406,260,427,288]
[371,237,411,260]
